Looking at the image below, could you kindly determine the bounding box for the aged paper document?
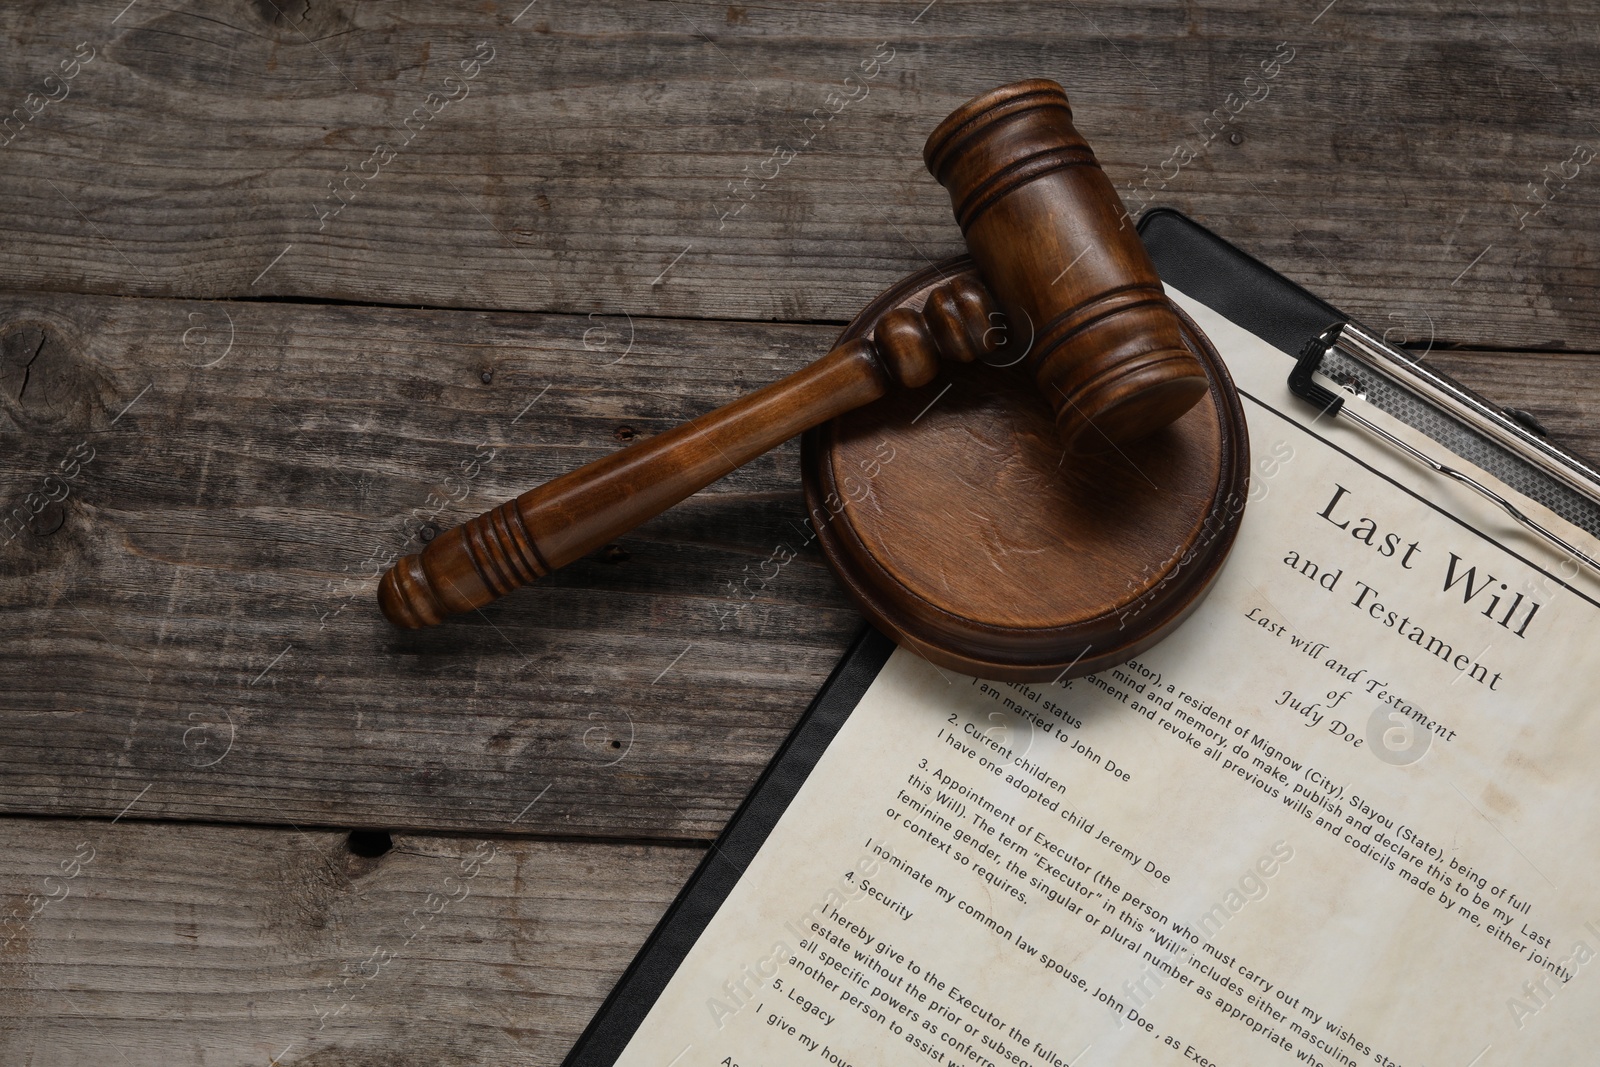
[614,291,1600,1067]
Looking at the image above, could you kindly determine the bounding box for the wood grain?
[0,2,1598,349]
[0,815,702,1066]
[3,289,1596,845]
[5,2,1600,1056]
[803,263,1247,680]
[0,288,866,840]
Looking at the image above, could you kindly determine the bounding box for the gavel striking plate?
[378,80,1251,681]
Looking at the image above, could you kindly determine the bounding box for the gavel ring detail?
[379,78,1209,630]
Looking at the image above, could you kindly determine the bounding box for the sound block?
[801,257,1249,682]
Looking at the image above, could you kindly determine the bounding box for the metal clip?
[1289,322,1600,577]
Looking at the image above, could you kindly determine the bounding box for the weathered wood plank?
[3,290,1598,841]
[0,289,864,839]
[1,2,1598,348]
[0,815,701,1066]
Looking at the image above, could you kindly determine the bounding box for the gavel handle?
[378,275,999,628]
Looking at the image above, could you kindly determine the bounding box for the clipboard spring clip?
[1290,323,1600,578]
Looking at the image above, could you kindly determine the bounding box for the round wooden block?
[801,257,1249,682]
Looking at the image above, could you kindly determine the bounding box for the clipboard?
[561,208,1600,1066]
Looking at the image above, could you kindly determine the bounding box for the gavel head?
[924,79,1207,455]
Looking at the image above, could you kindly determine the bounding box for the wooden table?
[2,2,1596,1063]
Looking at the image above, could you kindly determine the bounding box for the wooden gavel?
[379,80,1208,629]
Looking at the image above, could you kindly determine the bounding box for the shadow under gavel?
[379,79,1209,629]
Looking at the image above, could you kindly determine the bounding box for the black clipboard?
[561,209,1600,1065]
